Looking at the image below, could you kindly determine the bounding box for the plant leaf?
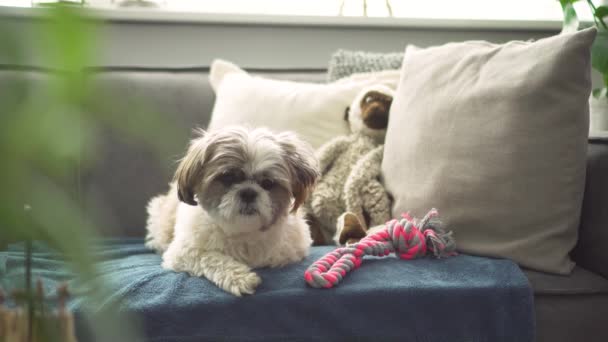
[592,87,608,98]
[592,31,608,77]
[559,0,580,33]
[595,5,608,19]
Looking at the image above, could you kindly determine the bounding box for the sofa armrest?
[572,138,608,279]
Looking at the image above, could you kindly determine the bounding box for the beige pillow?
[208,60,400,149]
[382,28,596,274]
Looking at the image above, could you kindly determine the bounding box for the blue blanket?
[1,239,534,342]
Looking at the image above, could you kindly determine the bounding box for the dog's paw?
[145,238,165,254]
[160,258,179,272]
[224,271,262,297]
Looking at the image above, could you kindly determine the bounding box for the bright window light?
[0,0,597,21]
[1,0,29,7]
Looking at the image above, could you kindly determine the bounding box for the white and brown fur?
[145,127,319,296]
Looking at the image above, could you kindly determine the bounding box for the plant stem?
[385,0,393,17]
[24,203,33,342]
[26,238,33,342]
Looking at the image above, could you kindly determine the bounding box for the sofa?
[1,65,608,341]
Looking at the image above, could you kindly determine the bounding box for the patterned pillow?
[327,50,404,82]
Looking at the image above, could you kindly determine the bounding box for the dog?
[145,126,319,296]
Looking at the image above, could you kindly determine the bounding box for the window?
[0,0,596,22]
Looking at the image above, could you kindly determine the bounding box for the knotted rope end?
[304,209,457,288]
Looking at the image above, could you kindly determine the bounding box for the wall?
[0,7,561,69]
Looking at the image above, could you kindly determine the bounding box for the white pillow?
[207,59,401,148]
[382,29,595,274]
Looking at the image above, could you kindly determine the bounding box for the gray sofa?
[1,66,607,341]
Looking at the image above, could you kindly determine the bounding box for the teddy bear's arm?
[343,145,391,229]
[315,136,352,173]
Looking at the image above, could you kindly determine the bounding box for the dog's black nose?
[239,189,258,203]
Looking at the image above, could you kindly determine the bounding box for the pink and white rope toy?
[304,208,457,289]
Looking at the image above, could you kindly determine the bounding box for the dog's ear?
[277,132,320,212]
[174,129,209,206]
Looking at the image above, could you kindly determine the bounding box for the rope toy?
[304,208,457,288]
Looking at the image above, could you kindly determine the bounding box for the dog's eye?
[260,179,275,190]
[218,171,244,185]
[218,174,235,185]
[365,96,373,103]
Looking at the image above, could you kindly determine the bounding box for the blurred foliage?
[0,4,98,267]
[559,0,608,97]
[0,3,181,341]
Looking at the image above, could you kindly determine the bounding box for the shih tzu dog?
[145,126,319,296]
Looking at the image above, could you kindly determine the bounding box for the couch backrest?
[2,66,607,279]
[0,67,326,237]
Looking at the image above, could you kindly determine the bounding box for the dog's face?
[174,127,319,234]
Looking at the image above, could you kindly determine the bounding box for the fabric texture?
[344,145,391,230]
[327,49,404,82]
[523,266,608,295]
[308,133,384,242]
[534,293,608,342]
[382,28,596,274]
[1,239,534,342]
[208,59,400,149]
[572,140,608,279]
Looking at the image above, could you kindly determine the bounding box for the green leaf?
[592,31,608,75]
[595,5,608,19]
[559,1,580,32]
[592,87,608,98]
[38,5,96,104]
[594,5,608,30]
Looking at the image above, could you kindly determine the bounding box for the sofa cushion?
[534,293,608,342]
[523,266,608,295]
[1,240,535,342]
[82,69,217,236]
[327,49,404,81]
[572,139,608,279]
[524,265,608,342]
[382,28,595,274]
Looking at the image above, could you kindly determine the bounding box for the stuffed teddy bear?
[306,84,394,245]
[333,145,391,245]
